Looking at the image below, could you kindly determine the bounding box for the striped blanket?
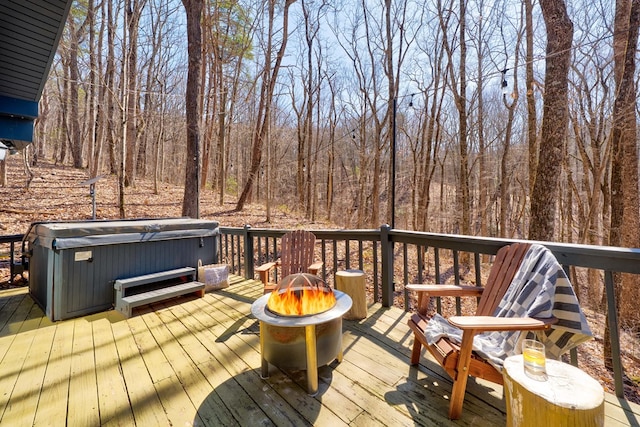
[424,244,593,370]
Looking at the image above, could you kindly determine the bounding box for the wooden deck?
[0,275,638,426]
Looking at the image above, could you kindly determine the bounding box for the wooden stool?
[335,269,367,319]
[503,355,604,427]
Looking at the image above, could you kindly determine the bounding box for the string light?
[501,68,509,95]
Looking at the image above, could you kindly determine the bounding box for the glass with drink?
[522,338,547,380]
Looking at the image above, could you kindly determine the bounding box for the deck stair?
[114,267,204,318]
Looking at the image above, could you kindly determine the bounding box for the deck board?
[67,313,100,427]
[1,311,52,426]
[110,315,169,426]
[94,314,136,426]
[32,317,73,427]
[0,276,638,426]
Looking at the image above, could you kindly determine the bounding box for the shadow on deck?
[0,275,638,426]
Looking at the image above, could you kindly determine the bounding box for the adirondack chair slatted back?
[475,242,531,316]
[280,230,317,278]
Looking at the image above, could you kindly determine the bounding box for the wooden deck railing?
[217,224,640,401]
[0,233,26,285]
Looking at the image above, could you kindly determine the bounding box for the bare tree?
[498,5,523,238]
[123,0,147,188]
[566,4,613,305]
[64,5,90,168]
[181,0,204,218]
[105,0,119,177]
[298,0,326,218]
[236,0,297,211]
[524,0,538,196]
[87,0,101,178]
[438,0,471,238]
[529,0,573,241]
[411,18,446,233]
[609,0,640,329]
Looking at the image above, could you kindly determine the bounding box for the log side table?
[503,355,604,427]
[335,269,367,320]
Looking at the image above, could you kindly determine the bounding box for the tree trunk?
[67,13,86,169]
[0,159,5,187]
[217,88,227,205]
[326,79,336,221]
[87,0,99,177]
[609,0,640,330]
[124,0,145,188]
[457,0,470,240]
[528,0,573,241]
[105,0,118,176]
[500,17,523,238]
[525,0,538,197]
[181,0,204,218]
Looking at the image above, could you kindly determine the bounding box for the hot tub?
[25,218,219,320]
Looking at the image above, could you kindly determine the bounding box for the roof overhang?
[0,0,72,152]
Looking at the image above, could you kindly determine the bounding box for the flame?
[267,286,336,316]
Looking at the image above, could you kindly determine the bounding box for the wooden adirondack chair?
[406,242,557,419]
[256,230,323,294]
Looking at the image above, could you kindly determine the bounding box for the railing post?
[244,224,254,280]
[380,224,394,307]
[604,271,624,398]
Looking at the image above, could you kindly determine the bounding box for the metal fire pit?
[251,289,352,395]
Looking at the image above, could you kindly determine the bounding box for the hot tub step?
[116,281,204,318]
[114,267,204,318]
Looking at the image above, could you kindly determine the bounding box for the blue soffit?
[0,95,39,119]
[0,95,38,148]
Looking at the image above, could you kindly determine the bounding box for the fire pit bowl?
[267,273,336,317]
[251,284,352,396]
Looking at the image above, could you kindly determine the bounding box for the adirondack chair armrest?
[256,261,277,273]
[448,315,558,332]
[406,284,484,298]
[256,261,278,286]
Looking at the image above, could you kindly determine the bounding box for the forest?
[1,1,640,328]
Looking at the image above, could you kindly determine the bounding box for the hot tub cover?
[28,218,219,250]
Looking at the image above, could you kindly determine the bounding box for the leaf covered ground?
[0,157,333,236]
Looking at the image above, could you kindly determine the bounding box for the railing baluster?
[272,237,278,283]
[474,252,482,305]
[222,234,227,265]
[403,243,409,311]
[320,239,327,282]
[230,235,236,273]
[345,239,350,270]
[434,247,442,314]
[373,241,379,302]
[380,224,393,307]
[417,245,424,284]
[244,225,253,279]
[453,250,461,315]
[236,234,242,277]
